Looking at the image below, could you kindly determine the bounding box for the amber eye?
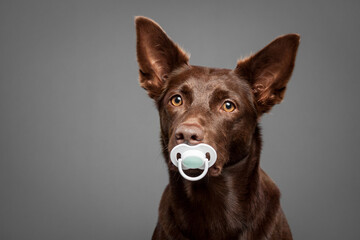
[170,95,183,106]
[222,101,235,112]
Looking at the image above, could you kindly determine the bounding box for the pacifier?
[170,143,217,181]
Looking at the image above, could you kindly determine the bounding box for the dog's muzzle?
[170,143,217,181]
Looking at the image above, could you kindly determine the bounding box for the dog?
[135,16,299,240]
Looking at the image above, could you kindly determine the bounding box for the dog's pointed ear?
[235,34,300,114]
[135,16,189,99]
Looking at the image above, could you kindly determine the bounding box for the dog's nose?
[175,124,204,145]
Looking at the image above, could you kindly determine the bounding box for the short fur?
[135,16,299,240]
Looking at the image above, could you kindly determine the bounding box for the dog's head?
[135,17,299,177]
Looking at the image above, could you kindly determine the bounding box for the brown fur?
[135,16,299,240]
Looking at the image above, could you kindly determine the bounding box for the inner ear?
[235,34,300,114]
[135,16,189,100]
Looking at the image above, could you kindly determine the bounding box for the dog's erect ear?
[235,34,300,114]
[135,16,189,99]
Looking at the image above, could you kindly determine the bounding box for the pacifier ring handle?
[178,158,209,181]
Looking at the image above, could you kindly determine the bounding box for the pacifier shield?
[170,143,217,181]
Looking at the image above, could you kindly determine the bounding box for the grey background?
[1,0,359,239]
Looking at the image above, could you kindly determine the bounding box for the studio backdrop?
[1,0,360,239]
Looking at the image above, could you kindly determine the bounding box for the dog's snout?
[175,124,204,145]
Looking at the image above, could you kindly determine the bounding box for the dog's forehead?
[167,66,251,97]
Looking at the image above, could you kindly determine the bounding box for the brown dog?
[135,16,299,240]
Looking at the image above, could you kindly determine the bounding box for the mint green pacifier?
[170,143,217,181]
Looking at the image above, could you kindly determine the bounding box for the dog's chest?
[175,181,245,239]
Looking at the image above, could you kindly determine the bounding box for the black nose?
[175,124,204,145]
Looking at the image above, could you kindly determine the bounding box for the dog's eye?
[170,95,183,106]
[222,101,235,112]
